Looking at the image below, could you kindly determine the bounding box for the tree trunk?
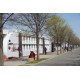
[36,32,39,60]
[56,40,59,55]
[57,44,59,55]
[18,33,22,58]
[60,40,62,54]
[56,36,59,55]
[35,14,40,61]
[51,42,54,52]
[0,14,4,66]
[60,44,62,54]
[42,37,45,54]
[68,41,69,51]
[36,22,39,60]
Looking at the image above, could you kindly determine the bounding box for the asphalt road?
[35,48,80,66]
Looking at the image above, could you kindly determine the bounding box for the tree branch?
[1,13,14,27]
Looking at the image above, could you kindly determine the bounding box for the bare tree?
[0,13,13,66]
[0,13,4,66]
[8,13,48,60]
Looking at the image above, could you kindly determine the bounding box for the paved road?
[35,48,80,66]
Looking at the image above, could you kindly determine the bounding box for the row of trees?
[8,13,48,60]
[0,13,80,65]
[46,15,80,54]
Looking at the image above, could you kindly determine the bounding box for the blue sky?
[4,13,80,38]
[59,13,80,38]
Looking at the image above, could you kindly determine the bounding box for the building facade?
[3,29,51,58]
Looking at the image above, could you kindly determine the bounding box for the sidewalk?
[4,47,79,66]
[4,57,28,66]
[39,52,57,59]
[4,51,66,66]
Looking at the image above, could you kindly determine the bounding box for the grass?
[29,58,47,63]
[21,58,48,66]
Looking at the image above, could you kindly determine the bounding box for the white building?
[3,29,51,58]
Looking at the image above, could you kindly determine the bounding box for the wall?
[3,32,19,57]
[3,32,51,57]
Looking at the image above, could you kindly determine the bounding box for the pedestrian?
[66,47,68,52]
[64,46,67,51]
[44,47,47,55]
[70,45,72,51]
[18,47,23,57]
[29,51,35,60]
